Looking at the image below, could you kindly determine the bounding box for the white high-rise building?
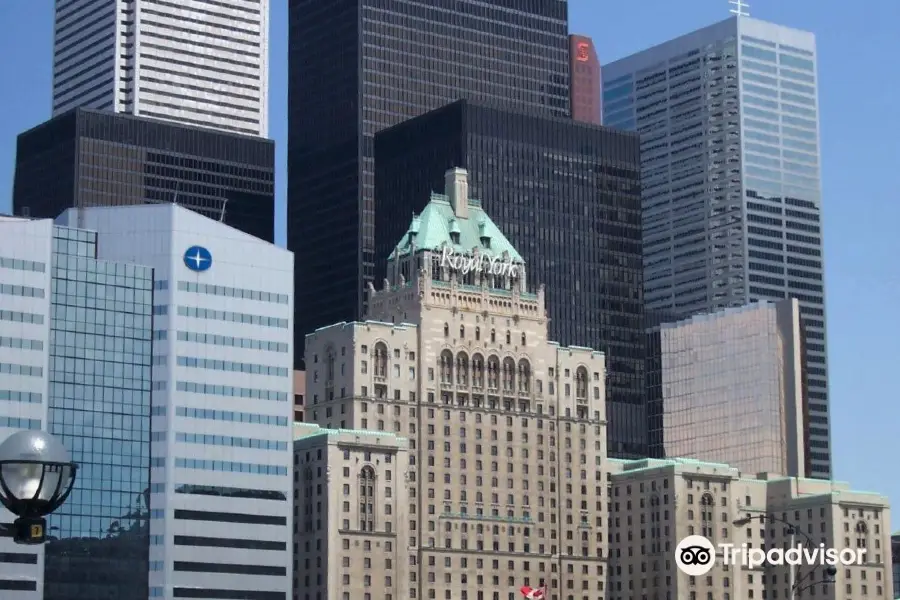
[52,0,270,136]
[57,204,293,600]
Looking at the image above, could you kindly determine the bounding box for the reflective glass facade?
[287,0,570,366]
[12,108,275,243]
[602,17,831,477]
[374,99,647,457]
[45,225,153,600]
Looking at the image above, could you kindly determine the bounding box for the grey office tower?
[602,16,831,478]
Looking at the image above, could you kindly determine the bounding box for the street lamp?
[0,430,77,545]
[734,514,838,599]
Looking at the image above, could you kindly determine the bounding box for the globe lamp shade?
[0,430,77,518]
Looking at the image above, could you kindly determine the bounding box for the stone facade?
[298,169,609,600]
[607,458,893,600]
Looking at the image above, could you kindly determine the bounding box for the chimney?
[444,167,469,219]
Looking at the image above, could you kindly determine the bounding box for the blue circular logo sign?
[184,246,212,272]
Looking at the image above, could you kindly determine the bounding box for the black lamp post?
[734,514,838,599]
[0,430,77,544]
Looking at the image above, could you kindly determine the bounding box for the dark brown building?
[12,108,275,242]
[569,34,602,125]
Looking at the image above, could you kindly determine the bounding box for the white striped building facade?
[53,0,269,136]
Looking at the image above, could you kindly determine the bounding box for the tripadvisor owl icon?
[676,535,717,576]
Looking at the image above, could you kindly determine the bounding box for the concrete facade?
[608,458,893,600]
[659,299,806,477]
[299,169,609,600]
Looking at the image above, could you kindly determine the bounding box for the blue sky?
[0,0,897,530]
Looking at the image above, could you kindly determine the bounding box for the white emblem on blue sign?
[184,246,212,272]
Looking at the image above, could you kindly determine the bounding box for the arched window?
[521,332,526,346]
[359,466,376,531]
[460,325,465,339]
[575,367,589,398]
[456,352,469,386]
[490,329,496,343]
[517,359,531,393]
[440,350,454,384]
[502,357,516,392]
[505,330,511,344]
[472,354,485,388]
[443,323,449,337]
[475,326,481,341]
[373,343,388,378]
[486,356,500,389]
[855,521,869,549]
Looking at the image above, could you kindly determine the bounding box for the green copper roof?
[390,192,524,262]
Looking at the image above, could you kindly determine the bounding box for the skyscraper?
[568,34,602,124]
[0,215,153,600]
[12,108,276,243]
[602,16,832,478]
[52,0,269,136]
[287,0,570,364]
[374,103,647,457]
[57,204,294,600]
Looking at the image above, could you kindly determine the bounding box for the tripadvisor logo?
[675,535,867,576]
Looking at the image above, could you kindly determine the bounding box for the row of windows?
[0,255,46,273]
[0,362,43,377]
[0,390,42,404]
[0,336,43,351]
[176,380,289,402]
[174,305,289,328]
[173,431,288,451]
[741,44,815,72]
[167,329,289,352]
[0,283,44,298]
[177,280,289,305]
[173,457,287,476]
[176,355,289,377]
[162,405,289,426]
[0,416,41,430]
[0,309,44,324]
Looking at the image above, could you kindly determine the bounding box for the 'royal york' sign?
[440,247,519,277]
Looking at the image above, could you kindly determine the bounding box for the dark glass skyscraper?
[12,108,275,243]
[287,0,570,365]
[373,99,647,457]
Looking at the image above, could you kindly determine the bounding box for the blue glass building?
[602,16,831,479]
[44,225,154,600]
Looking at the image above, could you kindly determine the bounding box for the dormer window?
[450,231,460,244]
[480,235,491,249]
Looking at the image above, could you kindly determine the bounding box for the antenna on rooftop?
[729,0,750,17]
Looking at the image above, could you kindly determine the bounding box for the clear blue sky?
[0,1,896,529]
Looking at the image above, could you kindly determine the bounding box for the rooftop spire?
[729,0,750,17]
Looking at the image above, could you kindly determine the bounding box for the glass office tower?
[0,217,153,600]
[13,108,276,243]
[374,99,647,457]
[602,16,831,478]
[287,0,570,365]
[45,225,154,600]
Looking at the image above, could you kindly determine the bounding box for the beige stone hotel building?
[295,169,610,600]
[292,168,893,600]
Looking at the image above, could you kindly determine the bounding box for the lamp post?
[0,430,77,544]
[734,514,838,599]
